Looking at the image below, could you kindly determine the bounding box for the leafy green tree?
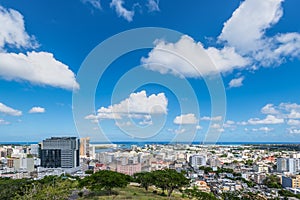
[152,169,189,197]
[263,175,281,189]
[0,178,32,199]
[79,170,130,195]
[133,172,153,191]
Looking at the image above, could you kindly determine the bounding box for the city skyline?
[0,0,300,143]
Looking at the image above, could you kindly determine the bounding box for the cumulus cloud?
[173,113,198,125]
[0,5,38,50]
[288,127,300,134]
[219,0,283,54]
[287,119,300,126]
[142,0,300,82]
[142,35,249,78]
[261,104,279,114]
[248,114,284,125]
[110,0,134,22]
[0,5,79,91]
[147,0,160,12]
[0,102,22,116]
[29,106,45,114]
[81,0,102,10]
[0,119,9,125]
[252,127,273,133]
[260,102,300,119]
[219,0,300,66]
[174,128,186,134]
[85,90,168,121]
[200,116,222,121]
[0,51,79,90]
[228,76,244,88]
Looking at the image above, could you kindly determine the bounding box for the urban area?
[0,137,299,199]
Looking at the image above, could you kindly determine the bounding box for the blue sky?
[0,0,300,143]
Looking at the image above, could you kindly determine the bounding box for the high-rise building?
[80,137,90,157]
[288,158,296,174]
[277,157,288,172]
[40,137,80,169]
[189,155,206,168]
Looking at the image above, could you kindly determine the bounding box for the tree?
[133,172,153,191]
[152,169,189,197]
[263,175,281,189]
[79,170,129,195]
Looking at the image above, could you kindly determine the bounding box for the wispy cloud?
[110,0,134,22]
[81,0,102,10]
[147,0,160,12]
[0,102,22,116]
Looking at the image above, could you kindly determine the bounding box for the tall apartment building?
[277,157,300,174]
[40,137,80,169]
[277,157,289,172]
[189,155,206,168]
[80,137,90,157]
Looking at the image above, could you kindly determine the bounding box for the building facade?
[41,137,79,169]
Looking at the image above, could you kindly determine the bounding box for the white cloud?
[0,119,9,125]
[287,110,300,119]
[142,0,300,81]
[147,0,160,12]
[210,124,225,133]
[110,0,134,22]
[28,106,45,114]
[0,5,38,50]
[218,0,300,67]
[228,76,244,88]
[0,102,22,116]
[142,35,249,78]
[252,127,273,133]
[200,116,222,121]
[261,104,279,114]
[279,102,300,111]
[206,47,249,73]
[85,90,168,121]
[219,0,283,54]
[174,128,186,134]
[287,119,300,126]
[248,114,284,125]
[173,113,198,125]
[211,123,221,129]
[288,127,300,134]
[196,125,202,130]
[223,120,236,129]
[226,120,235,125]
[0,5,79,91]
[237,121,248,126]
[0,51,79,90]
[81,0,102,10]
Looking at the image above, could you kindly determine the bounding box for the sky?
[0,0,300,143]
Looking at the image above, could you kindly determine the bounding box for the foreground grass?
[80,185,188,200]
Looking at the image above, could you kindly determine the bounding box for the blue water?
[1,141,300,146]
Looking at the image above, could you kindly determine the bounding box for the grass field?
[79,185,188,200]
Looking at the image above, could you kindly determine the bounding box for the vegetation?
[183,187,217,200]
[263,175,281,189]
[0,176,78,200]
[79,170,130,195]
[133,171,154,191]
[151,169,189,197]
